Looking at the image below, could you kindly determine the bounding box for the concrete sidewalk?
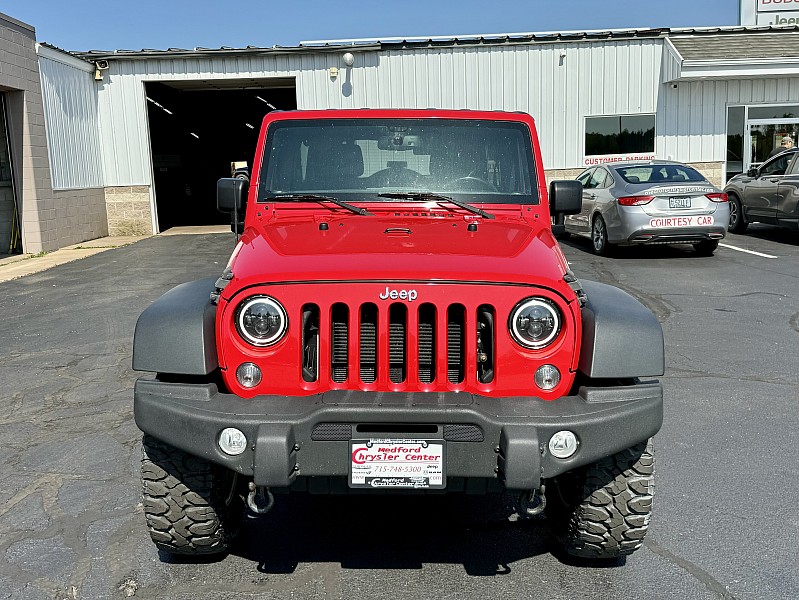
[0,236,149,283]
[0,226,233,283]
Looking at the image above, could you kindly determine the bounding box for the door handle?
[585,193,596,199]
[767,177,780,183]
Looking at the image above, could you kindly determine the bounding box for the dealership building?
[2,3,799,253]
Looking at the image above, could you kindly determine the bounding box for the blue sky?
[3,0,740,52]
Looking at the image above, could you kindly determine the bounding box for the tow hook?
[519,482,546,518]
[247,482,275,515]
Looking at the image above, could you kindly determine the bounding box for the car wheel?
[591,215,611,256]
[693,240,719,256]
[547,439,655,560]
[728,194,748,233]
[141,435,243,555]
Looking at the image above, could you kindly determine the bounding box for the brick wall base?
[105,186,153,236]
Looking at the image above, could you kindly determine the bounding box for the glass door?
[747,120,799,169]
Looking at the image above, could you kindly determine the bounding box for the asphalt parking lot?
[0,226,797,600]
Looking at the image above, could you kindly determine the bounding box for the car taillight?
[707,193,728,202]
[618,195,654,206]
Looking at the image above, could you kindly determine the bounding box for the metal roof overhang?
[158,77,296,91]
[666,57,799,82]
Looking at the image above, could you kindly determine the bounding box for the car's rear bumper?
[626,226,726,245]
[609,204,729,245]
[134,378,663,491]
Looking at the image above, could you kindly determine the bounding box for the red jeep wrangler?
[133,109,663,560]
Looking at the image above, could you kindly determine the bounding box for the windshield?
[258,118,538,204]
[614,164,706,185]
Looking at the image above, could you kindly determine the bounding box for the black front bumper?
[134,378,663,491]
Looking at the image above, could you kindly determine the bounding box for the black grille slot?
[356,423,438,434]
[477,305,495,384]
[443,424,484,442]
[331,304,349,383]
[312,423,352,441]
[389,304,407,383]
[360,303,378,383]
[418,304,436,384]
[447,305,465,383]
[301,304,319,382]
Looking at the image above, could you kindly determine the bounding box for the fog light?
[549,430,578,459]
[534,364,560,390]
[236,362,262,388]
[219,427,248,455]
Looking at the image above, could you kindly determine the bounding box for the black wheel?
[728,194,748,233]
[591,215,611,256]
[141,435,243,555]
[693,239,719,256]
[547,439,654,560]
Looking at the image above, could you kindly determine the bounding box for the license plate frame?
[669,196,692,209]
[349,439,446,489]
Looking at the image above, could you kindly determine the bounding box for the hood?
[225,209,569,294]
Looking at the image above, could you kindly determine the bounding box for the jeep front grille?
[303,301,494,387]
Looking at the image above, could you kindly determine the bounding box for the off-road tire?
[728,194,748,233]
[547,438,654,559]
[141,435,243,555]
[693,239,719,256]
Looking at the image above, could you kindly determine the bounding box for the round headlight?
[235,296,288,346]
[509,297,562,349]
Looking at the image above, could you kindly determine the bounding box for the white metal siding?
[97,54,299,186]
[96,39,666,185]
[93,38,799,186]
[297,40,664,169]
[38,54,104,190]
[657,77,799,163]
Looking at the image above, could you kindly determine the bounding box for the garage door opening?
[145,79,297,232]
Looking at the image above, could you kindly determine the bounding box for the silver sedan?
[565,161,730,256]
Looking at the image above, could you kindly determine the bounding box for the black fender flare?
[133,277,218,375]
[578,280,664,379]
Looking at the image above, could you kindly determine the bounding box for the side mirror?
[747,167,758,178]
[549,180,582,216]
[217,177,247,213]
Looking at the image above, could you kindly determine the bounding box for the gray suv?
[724,149,799,232]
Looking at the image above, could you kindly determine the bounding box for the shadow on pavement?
[227,493,557,576]
[557,235,709,260]
[731,224,799,246]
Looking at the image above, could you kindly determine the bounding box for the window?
[260,119,539,204]
[614,164,706,185]
[585,115,655,156]
[761,153,792,176]
[748,105,799,120]
[726,106,745,180]
[577,168,595,187]
[589,169,608,189]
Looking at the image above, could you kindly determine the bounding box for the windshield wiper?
[266,194,373,216]
[378,192,495,219]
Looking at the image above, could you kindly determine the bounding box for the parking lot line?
[718,243,778,259]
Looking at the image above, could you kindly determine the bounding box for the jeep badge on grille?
[379,287,418,302]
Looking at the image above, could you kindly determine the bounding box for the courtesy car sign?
[649,216,715,228]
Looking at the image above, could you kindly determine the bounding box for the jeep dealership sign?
[741,0,799,25]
